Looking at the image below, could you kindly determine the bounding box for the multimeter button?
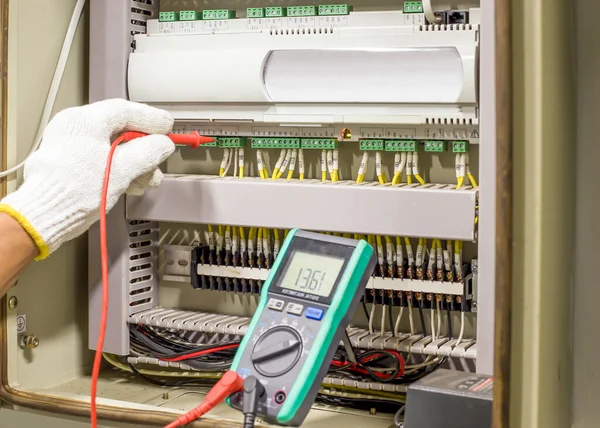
[286,303,304,316]
[305,307,324,321]
[267,298,285,311]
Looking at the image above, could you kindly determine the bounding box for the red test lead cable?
[90,131,215,428]
[164,370,244,428]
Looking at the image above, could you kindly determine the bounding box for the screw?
[8,296,18,310]
[20,335,39,349]
[162,393,170,400]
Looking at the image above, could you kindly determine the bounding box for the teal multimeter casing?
[228,229,376,426]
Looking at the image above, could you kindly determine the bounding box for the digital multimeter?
[228,229,376,426]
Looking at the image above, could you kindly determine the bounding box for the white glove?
[0,99,175,260]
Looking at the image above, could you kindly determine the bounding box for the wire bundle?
[130,325,239,372]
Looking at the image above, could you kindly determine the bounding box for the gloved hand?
[0,99,175,260]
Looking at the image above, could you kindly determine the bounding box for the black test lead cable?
[242,376,265,428]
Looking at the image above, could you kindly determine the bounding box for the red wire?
[90,131,216,428]
[91,135,127,428]
[159,344,240,362]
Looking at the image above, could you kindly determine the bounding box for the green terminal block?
[359,139,385,151]
[452,141,470,153]
[301,138,339,150]
[159,11,179,22]
[247,8,265,18]
[404,1,424,13]
[287,6,318,17]
[179,10,200,21]
[203,9,236,20]
[217,137,247,148]
[251,138,301,149]
[318,4,353,16]
[265,7,287,17]
[424,140,447,152]
[385,140,418,152]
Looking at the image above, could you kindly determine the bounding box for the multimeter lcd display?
[279,251,345,297]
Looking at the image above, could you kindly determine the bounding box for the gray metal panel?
[89,0,130,102]
[88,0,158,355]
[88,199,131,355]
[475,1,495,374]
[126,176,478,240]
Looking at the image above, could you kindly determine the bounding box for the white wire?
[238,147,245,177]
[298,149,305,176]
[222,149,233,176]
[436,301,442,339]
[233,148,239,177]
[423,0,443,24]
[456,312,465,345]
[368,303,376,334]
[430,307,436,340]
[0,0,87,178]
[408,300,415,335]
[380,305,387,337]
[326,150,334,175]
[394,306,404,337]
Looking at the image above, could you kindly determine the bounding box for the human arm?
[0,213,37,297]
[0,99,175,298]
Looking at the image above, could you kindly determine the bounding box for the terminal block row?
[251,137,301,149]
[358,139,470,153]
[159,4,353,21]
[159,9,236,21]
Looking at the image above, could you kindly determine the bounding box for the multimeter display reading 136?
[279,251,345,297]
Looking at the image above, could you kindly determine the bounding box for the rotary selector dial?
[251,326,303,377]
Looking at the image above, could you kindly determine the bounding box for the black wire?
[417,305,427,336]
[388,305,395,336]
[447,308,453,339]
[128,363,216,388]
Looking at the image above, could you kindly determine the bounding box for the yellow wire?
[404,237,411,246]
[396,236,402,245]
[354,234,360,240]
[287,169,294,180]
[248,227,256,240]
[284,229,289,239]
[257,228,263,241]
[273,229,280,241]
[367,235,375,246]
[454,240,461,254]
[207,224,213,233]
[457,176,465,189]
[299,173,305,180]
[272,168,280,180]
[321,170,327,182]
[219,168,225,177]
[384,236,393,244]
[376,235,383,247]
[407,174,413,184]
[467,173,478,188]
[414,174,426,185]
[356,175,365,184]
[232,226,237,239]
[239,227,245,240]
[333,232,341,237]
[343,233,352,238]
[392,172,402,185]
[218,225,224,236]
[239,166,244,179]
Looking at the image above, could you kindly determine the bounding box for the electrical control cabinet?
[0,1,577,428]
